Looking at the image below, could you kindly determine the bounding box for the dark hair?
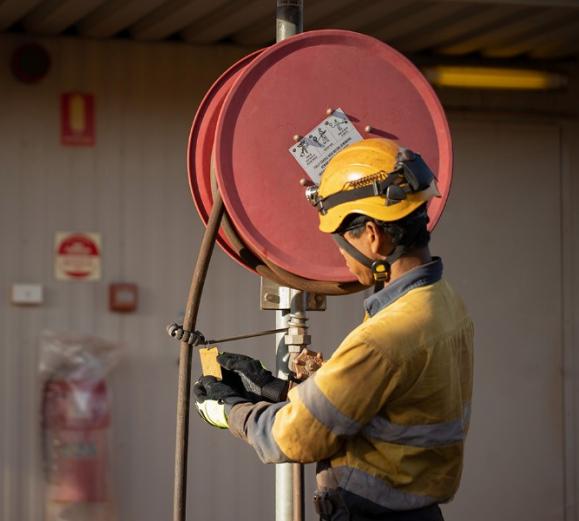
[338,205,430,248]
[337,214,370,238]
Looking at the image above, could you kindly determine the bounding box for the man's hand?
[217,352,289,403]
[192,375,248,429]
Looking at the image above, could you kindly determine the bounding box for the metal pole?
[275,289,308,521]
[173,194,225,521]
[286,290,307,521]
[275,4,304,521]
[292,463,305,521]
[276,0,303,42]
[275,293,293,521]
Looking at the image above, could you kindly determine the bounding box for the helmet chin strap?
[332,234,406,283]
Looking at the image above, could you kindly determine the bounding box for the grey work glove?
[217,352,289,403]
[192,375,248,429]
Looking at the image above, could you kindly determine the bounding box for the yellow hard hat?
[308,138,439,233]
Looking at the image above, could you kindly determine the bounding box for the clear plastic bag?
[40,332,119,521]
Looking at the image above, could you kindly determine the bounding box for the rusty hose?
[173,193,225,521]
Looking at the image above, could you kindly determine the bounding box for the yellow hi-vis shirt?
[229,258,474,511]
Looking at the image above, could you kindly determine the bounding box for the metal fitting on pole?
[285,294,311,360]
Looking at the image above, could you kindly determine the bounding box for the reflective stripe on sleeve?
[333,466,438,511]
[363,404,471,448]
[245,401,290,463]
[296,376,361,436]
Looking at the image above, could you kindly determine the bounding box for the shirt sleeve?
[228,329,401,464]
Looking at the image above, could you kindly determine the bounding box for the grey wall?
[1,34,578,521]
[436,118,569,521]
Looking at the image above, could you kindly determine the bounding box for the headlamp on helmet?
[304,183,321,209]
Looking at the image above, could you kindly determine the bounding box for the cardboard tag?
[288,108,363,183]
[199,347,222,379]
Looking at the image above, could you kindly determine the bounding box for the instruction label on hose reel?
[289,108,362,183]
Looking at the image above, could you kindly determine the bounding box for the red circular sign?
[214,30,452,282]
[56,234,100,279]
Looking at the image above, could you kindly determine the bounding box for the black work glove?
[192,375,248,429]
[217,352,289,403]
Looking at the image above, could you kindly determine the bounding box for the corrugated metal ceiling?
[1,0,579,60]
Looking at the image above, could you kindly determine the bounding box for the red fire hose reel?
[188,29,453,295]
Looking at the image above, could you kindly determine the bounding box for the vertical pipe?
[274,0,304,377]
[287,291,306,521]
[173,195,225,521]
[276,287,307,521]
[276,0,303,42]
[292,463,305,521]
[275,4,304,521]
[275,305,293,521]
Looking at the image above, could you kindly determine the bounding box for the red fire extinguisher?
[42,377,111,503]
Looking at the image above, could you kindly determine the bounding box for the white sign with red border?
[54,232,102,281]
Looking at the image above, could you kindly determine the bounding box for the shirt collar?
[364,257,443,317]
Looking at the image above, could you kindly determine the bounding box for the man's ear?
[365,221,382,255]
[366,221,392,257]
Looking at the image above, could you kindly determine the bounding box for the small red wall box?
[109,283,138,313]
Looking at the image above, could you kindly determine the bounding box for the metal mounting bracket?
[260,278,327,311]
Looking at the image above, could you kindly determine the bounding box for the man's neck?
[389,247,432,283]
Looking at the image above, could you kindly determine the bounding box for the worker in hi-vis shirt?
[193,138,474,521]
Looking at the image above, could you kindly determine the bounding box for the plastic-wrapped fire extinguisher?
[40,332,118,521]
